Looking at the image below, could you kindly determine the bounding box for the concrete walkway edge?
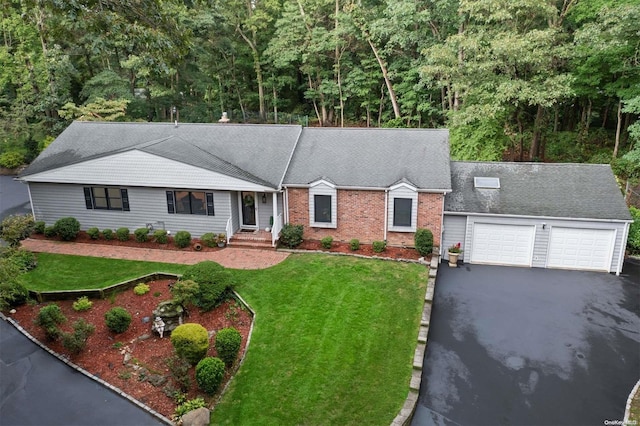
[391,252,441,426]
[1,312,174,425]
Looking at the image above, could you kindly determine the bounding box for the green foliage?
[133,283,150,295]
[44,226,57,238]
[153,229,168,244]
[134,227,150,243]
[35,304,66,340]
[174,231,191,248]
[628,207,640,254]
[201,232,216,248]
[2,248,37,272]
[34,221,46,234]
[53,217,81,241]
[349,239,360,251]
[320,236,333,250]
[170,279,200,307]
[280,224,304,248]
[0,151,25,169]
[61,319,95,354]
[116,228,130,241]
[104,307,132,333]
[174,397,206,419]
[372,241,386,253]
[170,323,210,365]
[166,355,192,392]
[449,115,508,161]
[195,357,225,394]
[0,214,35,247]
[414,229,434,256]
[102,229,114,240]
[0,256,29,311]
[86,227,100,240]
[181,261,234,311]
[215,327,242,366]
[72,296,93,311]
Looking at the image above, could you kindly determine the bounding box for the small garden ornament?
[448,242,462,267]
[152,316,166,338]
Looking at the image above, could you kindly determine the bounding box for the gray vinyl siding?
[309,182,337,228]
[230,192,240,233]
[451,213,628,273]
[257,192,274,230]
[442,215,466,261]
[29,182,234,238]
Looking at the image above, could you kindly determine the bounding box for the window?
[166,191,214,216]
[393,198,412,227]
[314,195,332,223]
[83,187,129,211]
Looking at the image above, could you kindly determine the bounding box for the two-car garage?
[444,162,632,275]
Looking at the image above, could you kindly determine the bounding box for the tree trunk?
[272,84,278,124]
[237,27,265,120]
[613,99,622,158]
[529,105,544,160]
[378,83,385,127]
[367,39,401,119]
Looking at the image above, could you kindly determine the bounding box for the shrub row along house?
[18,121,632,274]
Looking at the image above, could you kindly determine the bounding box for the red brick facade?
[286,188,443,247]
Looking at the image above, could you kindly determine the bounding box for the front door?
[241,192,257,227]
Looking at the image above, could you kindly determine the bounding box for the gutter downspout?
[283,187,289,224]
[439,191,446,257]
[383,189,389,242]
[616,221,631,276]
[26,182,36,219]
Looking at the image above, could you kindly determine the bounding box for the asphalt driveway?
[413,260,640,426]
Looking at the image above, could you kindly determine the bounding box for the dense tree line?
[0,0,638,173]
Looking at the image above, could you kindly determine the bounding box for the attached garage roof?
[445,161,632,221]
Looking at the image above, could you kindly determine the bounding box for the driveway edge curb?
[0,312,174,425]
[391,252,441,426]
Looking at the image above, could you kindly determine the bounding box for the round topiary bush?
[181,261,234,311]
[215,327,242,366]
[174,231,192,248]
[153,229,168,244]
[134,227,149,243]
[414,228,434,256]
[104,307,132,333]
[53,217,81,241]
[201,232,216,248]
[116,227,130,241]
[86,227,100,240]
[33,221,46,234]
[102,229,114,240]
[133,283,150,295]
[170,323,210,365]
[195,357,225,394]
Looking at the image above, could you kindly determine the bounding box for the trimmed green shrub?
[0,263,29,311]
[44,226,56,238]
[3,248,37,272]
[0,214,35,247]
[628,206,640,254]
[86,227,100,239]
[35,304,66,340]
[174,397,206,418]
[62,319,95,354]
[133,283,150,295]
[414,228,434,256]
[174,231,191,248]
[215,327,242,366]
[195,357,225,394]
[102,229,114,240]
[280,224,303,248]
[372,240,386,253]
[134,227,149,243]
[0,150,25,169]
[321,236,333,250]
[53,217,80,241]
[34,221,46,234]
[116,227,130,241]
[182,261,234,311]
[201,232,216,248]
[171,279,200,307]
[104,307,132,333]
[153,229,168,244]
[73,296,93,311]
[349,238,360,251]
[170,323,210,365]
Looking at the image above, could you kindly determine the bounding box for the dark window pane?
[314,195,332,223]
[107,188,122,209]
[92,187,108,209]
[175,191,190,214]
[393,198,412,227]
[190,192,206,215]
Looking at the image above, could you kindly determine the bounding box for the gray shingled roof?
[20,122,303,188]
[283,128,451,190]
[445,161,632,220]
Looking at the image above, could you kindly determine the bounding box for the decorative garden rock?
[151,300,184,335]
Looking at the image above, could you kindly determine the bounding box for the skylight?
[474,177,500,189]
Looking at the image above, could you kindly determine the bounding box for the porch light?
[262,193,267,203]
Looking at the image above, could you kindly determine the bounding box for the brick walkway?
[21,239,289,270]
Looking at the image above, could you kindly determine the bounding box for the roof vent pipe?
[171,106,178,127]
[218,112,230,123]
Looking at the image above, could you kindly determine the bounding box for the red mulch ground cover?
[297,239,424,261]
[8,280,252,420]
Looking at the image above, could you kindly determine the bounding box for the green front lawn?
[21,252,426,425]
[213,254,426,425]
[21,253,188,290]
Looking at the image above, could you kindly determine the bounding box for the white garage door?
[547,227,615,272]
[471,223,535,267]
